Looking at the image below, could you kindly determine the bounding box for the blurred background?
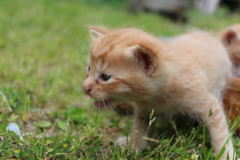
[128,0,240,22]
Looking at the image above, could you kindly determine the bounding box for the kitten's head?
[220,24,240,60]
[82,27,164,108]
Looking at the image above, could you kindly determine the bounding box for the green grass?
[0,0,239,159]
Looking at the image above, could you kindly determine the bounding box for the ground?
[0,0,239,159]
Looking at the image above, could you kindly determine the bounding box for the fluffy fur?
[83,27,235,159]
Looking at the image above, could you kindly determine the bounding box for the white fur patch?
[114,136,128,147]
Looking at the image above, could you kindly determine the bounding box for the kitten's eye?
[86,66,90,72]
[99,74,111,81]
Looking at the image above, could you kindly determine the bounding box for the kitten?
[220,24,240,136]
[220,24,240,77]
[83,27,234,159]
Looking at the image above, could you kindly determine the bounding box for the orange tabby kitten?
[83,27,235,159]
[220,24,240,136]
[220,24,240,77]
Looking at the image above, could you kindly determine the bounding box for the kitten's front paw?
[114,136,129,148]
[115,136,147,151]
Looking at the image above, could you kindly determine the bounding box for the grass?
[0,0,239,159]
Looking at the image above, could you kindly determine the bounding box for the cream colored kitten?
[83,27,235,159]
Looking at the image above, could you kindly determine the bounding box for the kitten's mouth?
[94,99,114,109]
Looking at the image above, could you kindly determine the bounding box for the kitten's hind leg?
[199,95,234,160]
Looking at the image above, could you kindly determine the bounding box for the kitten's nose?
[83,85,92,94]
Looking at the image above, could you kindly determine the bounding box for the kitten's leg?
[115,108,149,150]
[199,95,234,160]
[130,108,149,150]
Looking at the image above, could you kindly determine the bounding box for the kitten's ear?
[88,26,109,39]
[221,29,238,46]
[127,45,157,76]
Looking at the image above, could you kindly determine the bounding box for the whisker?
[108,98,116,113]
[75,39,89,61]
[73,48,88,62]
[100,97,106,114]
[103,97,108,111]
[72,72,84,82]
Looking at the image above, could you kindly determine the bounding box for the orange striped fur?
[83,27,235,159]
